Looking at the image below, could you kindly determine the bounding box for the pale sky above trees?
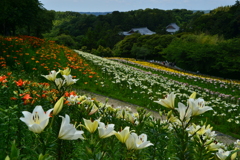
[40,0,237,12]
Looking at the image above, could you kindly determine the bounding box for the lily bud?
[167,110,172,119]
[159,111,163,117]
[53,96,64,115]
[189,92,196,99]
[146,112,152,118]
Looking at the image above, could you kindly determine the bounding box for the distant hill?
[79,12,112,16]
[79,10,210,16]
[192,10,210,13]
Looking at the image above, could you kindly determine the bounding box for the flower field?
[1,36,240,159]
[77,51,240,135]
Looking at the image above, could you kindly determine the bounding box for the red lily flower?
[15,79,26,87]
[0,75,7,83]
[22,94,32,100]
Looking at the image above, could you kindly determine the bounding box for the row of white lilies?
[20,68,153,151]
[20,102,153,149]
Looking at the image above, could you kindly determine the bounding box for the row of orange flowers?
[1,36,99,82]
[0,35,101,108]
[0,71,84,107]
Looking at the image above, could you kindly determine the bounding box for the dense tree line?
[112,33,176,59]
[110,32,240,79]
[186,1,240,39]
[44,9,204,49]
[0,0,54,37]
[162,34,240,79]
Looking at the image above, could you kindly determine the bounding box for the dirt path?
[78,90,237,145]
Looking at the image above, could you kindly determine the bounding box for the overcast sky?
[40,0,237,12]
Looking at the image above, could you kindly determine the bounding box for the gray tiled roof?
[119,27,156,36]
[166,23,180,33]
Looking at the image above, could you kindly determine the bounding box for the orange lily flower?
[22,94,32,100]
[0,75,7,83]
[15,79,26,87]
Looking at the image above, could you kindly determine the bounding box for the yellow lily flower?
[82,118,99,133]
[115,126,131,143]
[59,67,71,76]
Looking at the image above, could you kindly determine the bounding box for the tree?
[131,44,150,60]
[0,0,54,37]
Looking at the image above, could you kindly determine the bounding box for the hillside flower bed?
[1,68,240,159]
[1,36,240,159]
[108,57,240,97]
[76,51,240,137]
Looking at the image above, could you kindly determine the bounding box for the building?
[119,27,156,36]
[166,23,180,33]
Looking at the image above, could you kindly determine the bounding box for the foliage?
[162,34,240,79]
[55,34,76,48]
[113,34,176,60]
[91,45,113,57]
[0,0,54,37]
[131,44,150,60]
[188,1,240,39]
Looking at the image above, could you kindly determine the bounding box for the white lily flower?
[98,122,116,138]
[126,133,153,150]
[63,75,78,86]
[125,133,137,150]
[88,105,98,115]
[67,95,79,105]
[42,70,59,81]
[154,92,175,109]
[188,98,213,116]
[58,114,84,140]
[203,129,216,140]
[136,133,153,149]
[20,105,53,133]
[207,142,225,151]
[186,124,201,135]
[55,78,65,89]
[216,149,231,160]
[176,102,192,122]
[234,139,240,149]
